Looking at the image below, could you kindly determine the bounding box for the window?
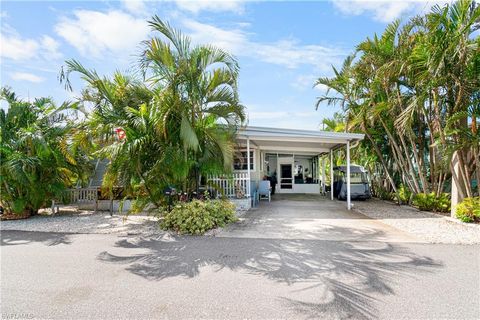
[234,150,254,171]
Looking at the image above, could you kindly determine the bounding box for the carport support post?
[247,137,251,197]
[346,140,351,210]
[322,157,326,195]
[330,150,334,201]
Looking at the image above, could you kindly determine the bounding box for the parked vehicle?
[333,165,371,200]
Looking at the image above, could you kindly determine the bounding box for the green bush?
[455,197,480,223]
[412,192,451,212]
[397,184,412,204]
[160,199,237,235]
[375,187,395,201]
[434,193,451,213]
[412,193,437,211]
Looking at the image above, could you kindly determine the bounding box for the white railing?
[67,188,98,204]
[208,172,250,198]
[51,187,99,215]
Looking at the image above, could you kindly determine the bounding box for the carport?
[236,126,365,210]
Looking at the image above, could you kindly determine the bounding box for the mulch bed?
[0,212,31,221]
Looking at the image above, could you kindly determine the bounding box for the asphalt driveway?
[1,230,479,319]
[217,194,419,243]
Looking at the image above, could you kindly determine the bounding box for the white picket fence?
[208,172,250,198]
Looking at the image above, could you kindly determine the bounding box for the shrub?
[374,187,395,201]
[397,184,412,204]
[412,192,451,212]
[434,193,451,213]
[455,197,480,223]
[412,192,436,211]
[160,199,237,235]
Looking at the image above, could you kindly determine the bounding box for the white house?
[209,126,365,210]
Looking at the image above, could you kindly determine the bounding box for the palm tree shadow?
[97,226,442,319]
[1,230,72,246]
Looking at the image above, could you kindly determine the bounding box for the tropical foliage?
[455,196,480,222]
[160,199,237,234]
[0,88,90,215]
[60,16,245,211]
[317,0,480,206]
[412,192,451,213]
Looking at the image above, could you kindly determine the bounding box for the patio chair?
[250,180,259,207]
[258,180,271,202]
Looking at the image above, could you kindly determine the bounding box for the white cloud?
[182,19,345,70]
[0,28,62,62]
[52,8,342,69]
[122,0,147,15]
[182,18,249,53]
[40,35,62,60]
[331,0,452,23]
[255,40,342,71]
[9,72,45,83]
[55,10,150,58]
[0,33,39,60]
[175,0,245,14]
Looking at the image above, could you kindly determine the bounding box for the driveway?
[1,230,479,319]
[217,194,419,243]
[1,195,479,319]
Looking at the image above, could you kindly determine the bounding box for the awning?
[236,126,364,154]
[236,126,364,210]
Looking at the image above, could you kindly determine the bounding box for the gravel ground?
[0,207,249,236]
[0,208,161,235]
[2,202,478,244]
[353,198,480,244]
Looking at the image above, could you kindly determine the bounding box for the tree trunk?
[363,125,399,197]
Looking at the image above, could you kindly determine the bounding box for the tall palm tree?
[140,16,246,192]
[315,0,480,202]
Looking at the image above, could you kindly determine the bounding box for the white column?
[260,150,263,172]
[247,138,251,197]
[346,140,351,210]
[322,156,326,195]
[330,150,334,201]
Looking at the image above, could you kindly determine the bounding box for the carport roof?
[236,126,364,154]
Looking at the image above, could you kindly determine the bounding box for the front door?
[280,164,293,191]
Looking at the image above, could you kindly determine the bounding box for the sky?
[0,0,446,130]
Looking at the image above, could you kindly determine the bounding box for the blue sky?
[1,0,444,129]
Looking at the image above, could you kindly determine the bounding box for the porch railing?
[51,187,99,215]
[207,172,250,198]
[67,188,98,204]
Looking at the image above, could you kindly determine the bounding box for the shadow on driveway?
[1,230,73,246]
[98,226,442,319]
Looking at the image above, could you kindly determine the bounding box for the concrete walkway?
[217,194,419,243]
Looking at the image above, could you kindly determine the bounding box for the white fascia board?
[257,146,331,153]
[238,126,364,141]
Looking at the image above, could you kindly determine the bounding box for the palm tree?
[140,16,246,192]
[60,16,245,209]
[0,87,90,215]
[315,0,480,202]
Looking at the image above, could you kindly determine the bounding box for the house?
[209,126,365,210]
[72,126,365,212]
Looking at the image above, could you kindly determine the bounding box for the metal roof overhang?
[236,126,364,155]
